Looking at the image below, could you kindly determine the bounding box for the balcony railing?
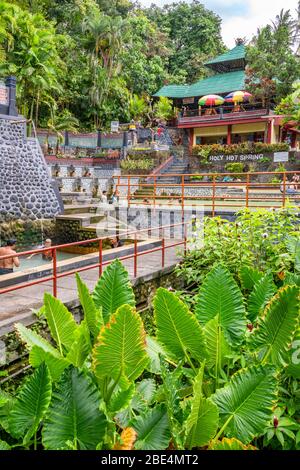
[178,103,270,124]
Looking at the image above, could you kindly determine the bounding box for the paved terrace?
[0,242,182,335]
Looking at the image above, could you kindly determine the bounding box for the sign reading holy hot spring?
[208,152,289,163]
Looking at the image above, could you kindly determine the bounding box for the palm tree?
[47,108,79,155]
[129,94,149,121]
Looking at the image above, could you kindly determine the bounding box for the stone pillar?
[266,120,273,144]
[97,130,101,148]
[5,76,18,116]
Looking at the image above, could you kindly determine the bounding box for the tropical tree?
[153,96,173,122]
[47,108,79,154]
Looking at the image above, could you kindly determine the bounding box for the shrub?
[224,162,244,173]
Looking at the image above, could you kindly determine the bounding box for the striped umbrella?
[198,94,224,106]
[225,91,252,103]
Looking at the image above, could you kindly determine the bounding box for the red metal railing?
[114,171,300,216]
[0,222,188,297]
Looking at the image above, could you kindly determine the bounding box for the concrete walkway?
[0,241,183,334]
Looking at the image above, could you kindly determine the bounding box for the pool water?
[15,250,81,272]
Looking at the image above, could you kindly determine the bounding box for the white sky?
[139,0,299,47]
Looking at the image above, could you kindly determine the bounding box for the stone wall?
[0,116,63,221]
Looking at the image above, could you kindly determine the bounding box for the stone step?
[63,204,100,215]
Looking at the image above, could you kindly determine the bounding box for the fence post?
[154,175,156,208]
[181,174,185,213]
[282,172,286,207]
[246,173,250,208]
[52,248,57,297]
[161,229,165,268]
[99,239,103,277]
[212,175,216,217]
[134,236,137,277]
[127,176,131,207]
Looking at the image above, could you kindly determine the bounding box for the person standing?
[0,239,20,275]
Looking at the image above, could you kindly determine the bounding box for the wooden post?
[227,125,232,145]
[212,175,216,217]
[246,173,250,208]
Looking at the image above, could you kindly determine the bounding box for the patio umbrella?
[225,91,252,103]
[198,95,225,106]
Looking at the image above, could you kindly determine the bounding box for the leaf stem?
[213,415,233,442]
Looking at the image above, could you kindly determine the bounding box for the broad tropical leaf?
[92,305,148,388]
[185,365,219,448]
[65,320,91,368]
[113,427,137,450]
[209,438,257,450]
[154,288,207,364]
[212,365,277,444]
[145,336,169,374]
[15,323,69,381]
[196,265,247,345]
[0,391,15,434]
[285,329,300,379]
[284,272,300,287]
[29,346,69,382]
[247,274,276,323]
[249,286,300,366]
[93,259,135,323]
[285,236,300,272]
[131,404,171,450]
[239,266,263,291]
[42,367,107,450]
[0,439,11,450]
[44,293,78,354]
[108,384,135,414]
[76,273,103,340]
[204,316,231,372]
[9,363,52,441]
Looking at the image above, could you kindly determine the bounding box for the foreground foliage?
[0,256,299,450]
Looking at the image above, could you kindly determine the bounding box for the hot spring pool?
[15,250,82,272]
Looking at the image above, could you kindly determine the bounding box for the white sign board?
[111,121,119,132]
[182,97,194,104]
[274,152,289,162]
[0,83,8,105]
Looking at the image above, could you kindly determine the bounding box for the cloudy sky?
[139,0,299,47]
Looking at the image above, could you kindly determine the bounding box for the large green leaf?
[131,404,171,450]
[29,346,69,382]
[284,272,300,287]
[76,273,103,340]
[0,439,11,450]
[42,367,107,450]
[247,274,276,323]
[145,336,170,374]
[212,365,277,444]
[195,265,247,345]
[154,288,207,365]
[15,323,70,381]
[249,285,300,366]
[9,363,52,441]
[285,236,300,273]
[239,266,263,291]
[209,437,257,450]
[44,293,78,354]
[185,365,219,449]
[65,320,91,368]
[0,391,15,434]
[108,384,135,414]
[286,329,300,378]
[92,305,148,388]
[204,316,231,373]
[93,259,135,323]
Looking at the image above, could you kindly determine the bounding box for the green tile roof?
[205,45,245,65]
[153,70,245,99]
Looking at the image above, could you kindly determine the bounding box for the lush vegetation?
[0,208,300,450]
[120,158,154,171]
[0,1,299,130]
